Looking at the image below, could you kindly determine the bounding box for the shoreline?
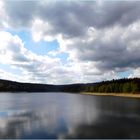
[81,92,140,98]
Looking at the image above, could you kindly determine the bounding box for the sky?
[0,0,140,85]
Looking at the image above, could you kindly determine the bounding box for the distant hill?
[0,78,140,93]
[0,79,89,93]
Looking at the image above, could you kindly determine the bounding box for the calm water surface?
[0,92,140,139]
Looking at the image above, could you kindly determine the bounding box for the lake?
[0,92,140,139]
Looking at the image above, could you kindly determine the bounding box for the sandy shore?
[81,92,140,98]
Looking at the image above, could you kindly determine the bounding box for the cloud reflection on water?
[0,93,140,138]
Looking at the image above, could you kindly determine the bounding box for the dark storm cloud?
[3,1,140,36]
[94,1,140,27]
[37,1,95,38]
[36,1,140,38]
[69,25,140,71]
[4,1,39,27]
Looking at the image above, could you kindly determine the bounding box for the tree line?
[84,78,140,93]
[0,78,140,93]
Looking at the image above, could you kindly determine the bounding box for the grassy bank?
[81,92,140,98]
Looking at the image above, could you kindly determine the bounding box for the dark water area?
[0,92,140,139]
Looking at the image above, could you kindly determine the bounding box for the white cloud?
[31,19,55,42]
[0,1,140,84]
[0,31,116,84]
[130,68,140,78]
[0,68,23,82]
[0,31,59,83]
[47,21,140,82]
[0,31,95,84]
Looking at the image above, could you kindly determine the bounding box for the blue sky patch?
[118,70,132,79]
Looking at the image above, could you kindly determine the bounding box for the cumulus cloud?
[2,1,140,34]
[0,31,28,64]
[0,31,59,83]
[131,68,140,78]
[3,1,38,28]
[66,22,140,71]
[30,1,140,42]
[0,68,22,82]
[0,31,91,84]
[0,0,140,83]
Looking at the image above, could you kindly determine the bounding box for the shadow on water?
[0,93,140,138]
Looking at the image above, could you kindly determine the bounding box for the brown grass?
[81,92,140,98]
